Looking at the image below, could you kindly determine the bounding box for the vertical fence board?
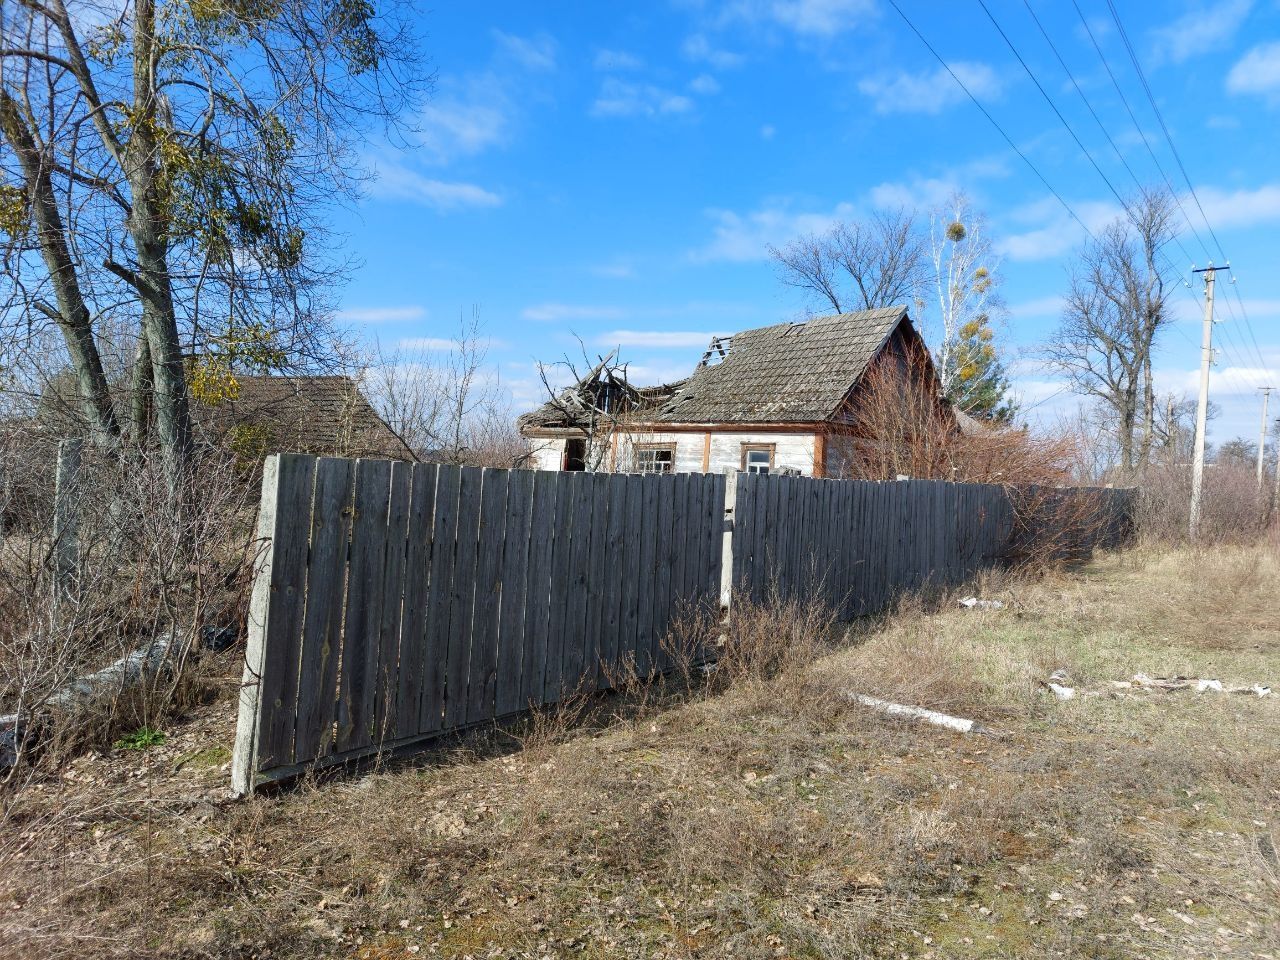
[583,472,612,687]
[651,475,677,670]
[336,458,392,754]
[620,474,644,674]
[420,465,459,735]
[599,473,629,682]
[395,463,437,740]
[542,473,576,703]
[523,471,558,708]
[444,467,483,728]
[496,469,533,716]
[237,454,316,786]
[374,461,411,744]
[635,476,659,675]
[292,457,354,765]
[467,469,509,723]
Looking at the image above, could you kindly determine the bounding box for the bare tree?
[0,0,426,493]
[929,192,1002,396]
[533,346,642,472]
[769,209,928,316]
[1046,190,1177,479]
[363,310,524,467]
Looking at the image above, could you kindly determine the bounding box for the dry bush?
[0,432,255,783]
[829,349,1079,487]
[1136,460,1270,545]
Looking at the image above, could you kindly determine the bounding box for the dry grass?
[2,543,1277,959]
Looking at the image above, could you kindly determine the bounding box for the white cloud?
[858,62,1001,114]
[366,159,502,211]
[998,197,1120,261]
[594,48,644,71]
[598,330,724,348]
[1227,41,1280,99]
[1152,0,1251,65]
[690,73,721,95]
[417,77,511,163]
[1194,183,1280,228]
[591,78,694,118]
[1007,296,1066,321]
[521,303,627,323]
[760,123,777,139]
[682,33,746,69]
[724,0,877,37]
[692,199,857,262]
[493,30,557,71]
[336,306,428,323]
[868,176,958,210]
[590,260,636,279]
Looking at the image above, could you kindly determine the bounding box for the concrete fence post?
[719,471,738,616]
[53,437,83,601]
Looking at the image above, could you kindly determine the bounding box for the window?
[741,443,775,474]
[634,443,676,474]
[563,438,586,472]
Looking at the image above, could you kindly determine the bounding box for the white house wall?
[528,437,565,471]
[526,430,817,475]
[708,432,815,475]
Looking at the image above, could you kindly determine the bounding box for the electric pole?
[1257,387,1273,489]
[1189,266,1217,540]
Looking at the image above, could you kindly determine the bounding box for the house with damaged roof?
[518,305,957,478]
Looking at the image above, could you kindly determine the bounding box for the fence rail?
[232,457,1133,793]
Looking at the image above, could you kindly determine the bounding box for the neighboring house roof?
[206,375,414,460]
[516,349,686,434]
[36,372,414,461]
[653,306,909,424]
[519,306,919,435]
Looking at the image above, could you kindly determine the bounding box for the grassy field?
[3,542,1277,959]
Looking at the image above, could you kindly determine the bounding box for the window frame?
[633,442,677,475]
[740,443,776,474]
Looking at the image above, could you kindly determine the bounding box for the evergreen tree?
[945,315,1017,423]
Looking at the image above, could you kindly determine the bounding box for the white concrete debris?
[845,692,993,735]
[959,597,1005,610]
[1047,682,1076,700]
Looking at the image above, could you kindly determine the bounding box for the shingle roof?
[36,372,414,461]
[652,306,909,424]
[211,375,414,460]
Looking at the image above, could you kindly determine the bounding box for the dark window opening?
[564,438,587,471]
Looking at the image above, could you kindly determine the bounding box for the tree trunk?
[1137,353,1155,472]
[0,92,120,449]
[128,0,193,493]
[130,335,152,444]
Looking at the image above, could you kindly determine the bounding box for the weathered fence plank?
[496,469,533,717]
[395,463,437,740]
[294,457,354,764]
[421,464,459,734]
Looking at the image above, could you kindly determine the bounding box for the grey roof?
[652,306,910,424]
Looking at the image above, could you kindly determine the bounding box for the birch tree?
[0,0,425,493]
[929,192,1001,397]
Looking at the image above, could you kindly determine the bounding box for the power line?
[1020,0,1203,271]
[883,0,1098,243]
[1069,0,1215,260]
[1103,0,1270,371]
[884,0,1258,403]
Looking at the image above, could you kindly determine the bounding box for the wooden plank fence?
[232,457,726,793]
[232,457,1133,793]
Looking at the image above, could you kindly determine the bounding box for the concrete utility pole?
[1257,387,1273,489]
[1189,266,1217,540]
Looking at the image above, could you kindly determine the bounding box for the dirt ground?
[2,542,1277,959]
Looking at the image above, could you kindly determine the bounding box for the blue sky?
[333,0,1280,446]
